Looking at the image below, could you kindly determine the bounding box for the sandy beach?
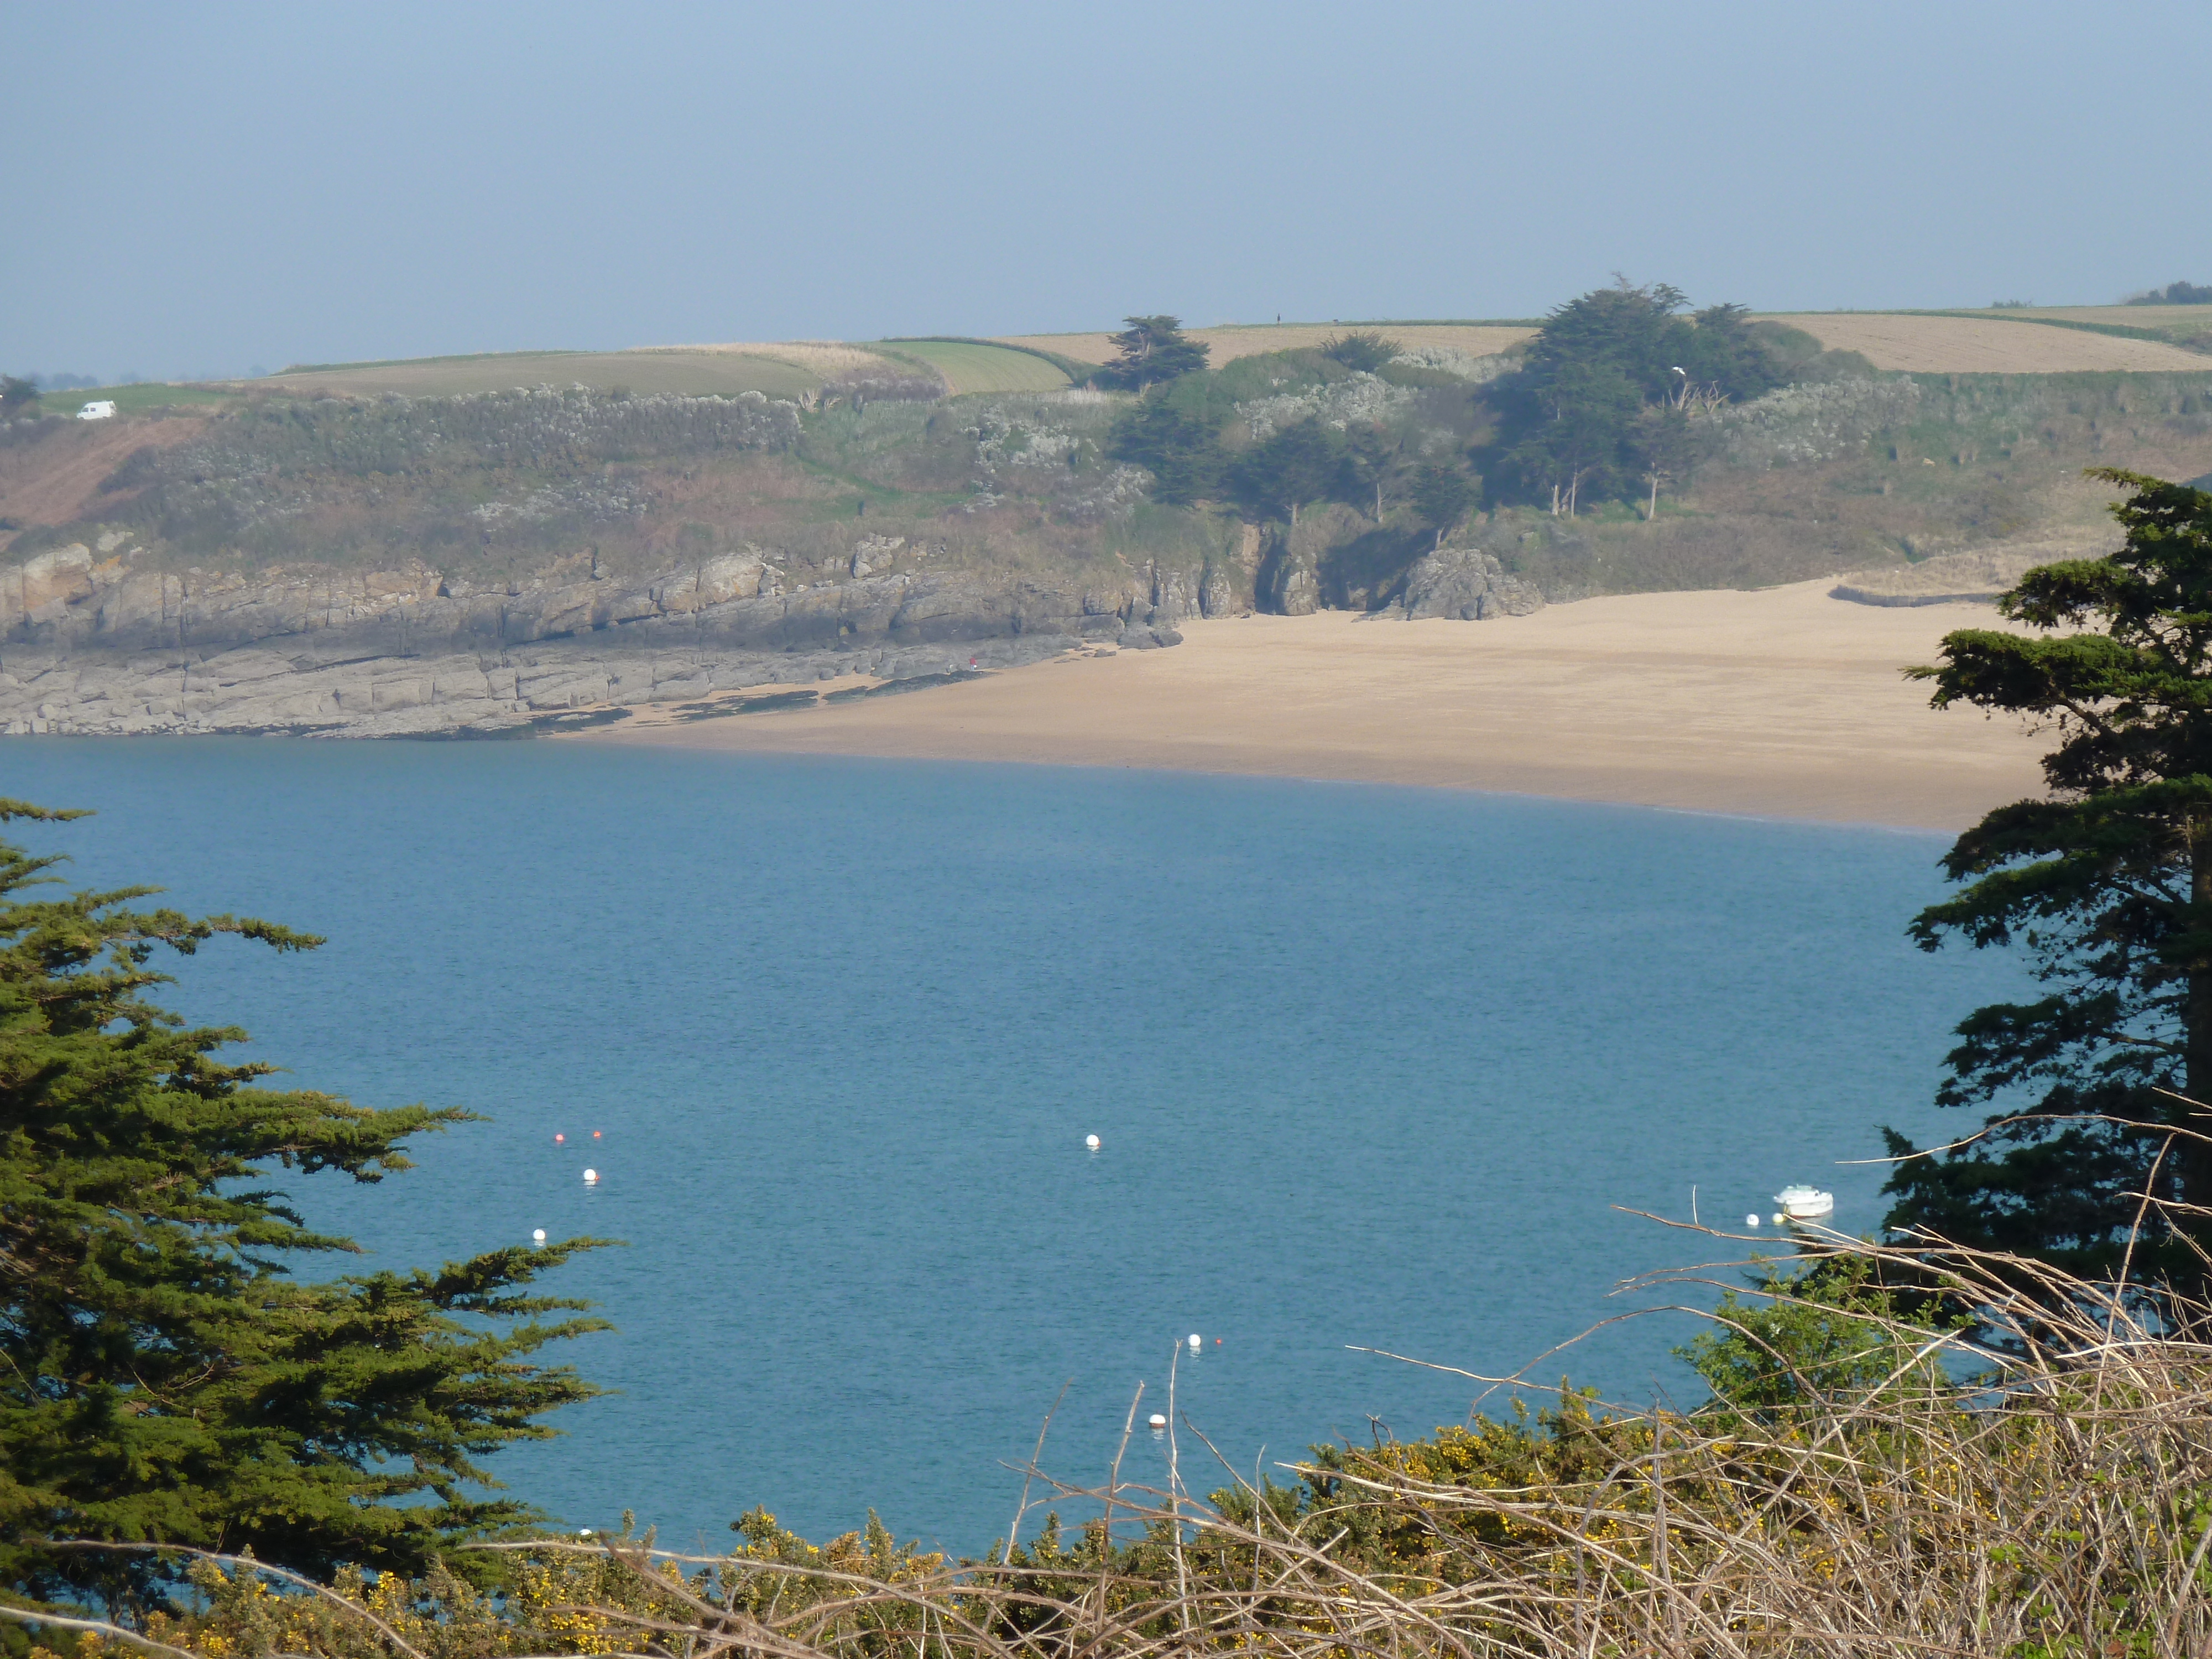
[573,581,2049,830]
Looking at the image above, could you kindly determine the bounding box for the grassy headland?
[5,299,2210,630]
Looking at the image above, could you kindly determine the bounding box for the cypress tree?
[1885,473,2212,1290]
[0,802,608,1608]
[1093,317,1209,393]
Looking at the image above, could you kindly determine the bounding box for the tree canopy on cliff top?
[1482,281,1781,514]
[0,802,608,1609]
[1885,472,2212,1295]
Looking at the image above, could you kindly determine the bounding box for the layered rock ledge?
[0,538,1191,737]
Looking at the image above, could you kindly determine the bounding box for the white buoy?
[1187,1333,1202,1350]
[1745,1214,1760,1228]
[1147,1413,1167,1429]
[578,1527,593,1538]
[1771,1213,1784,1227]
[1085,1134,1100,1150]
[532,1228,547,1244]
[583,1167,598,1184]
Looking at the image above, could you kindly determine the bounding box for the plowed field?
[1757,313,2209,373]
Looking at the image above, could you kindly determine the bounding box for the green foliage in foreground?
[1887,472,2212,1294]
[43,1249,2212,1658]
[0,803,609,1609]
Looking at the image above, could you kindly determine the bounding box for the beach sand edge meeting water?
[567,581,2048,832]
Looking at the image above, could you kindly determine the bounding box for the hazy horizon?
[6,0,2209,383]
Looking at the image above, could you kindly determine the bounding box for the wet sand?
[571,581,2048,830]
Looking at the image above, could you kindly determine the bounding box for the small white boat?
[1775,1185,1834,1222]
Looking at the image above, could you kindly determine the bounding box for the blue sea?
[0,740,2021,1556]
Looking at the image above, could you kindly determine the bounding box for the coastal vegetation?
[0,800,608,1603]
[9,1227,2211,1655]
[1886,471,2212,1294]
[1,290,2208,738]
[1481,284,1801,517]
[1089,319,1210,394]
[2131,281,2212,307]
[7,291,2212,632]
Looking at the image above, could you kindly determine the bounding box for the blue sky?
[5,0,2207,381]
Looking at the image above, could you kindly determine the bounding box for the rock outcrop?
[1257,545,1320,615]
[0,628,1086,738]
[1827,539,2114,608]
[0,538,1199,737]
[1376,546,1546,620]
[1198,562,1243,618]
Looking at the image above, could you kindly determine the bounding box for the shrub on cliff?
[0,801,609,1609]
[1103,399,1224,507]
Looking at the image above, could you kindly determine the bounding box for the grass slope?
[1987,304,2212,351]
[29,383,243,418]
[257,348,830,399]
[878,340,1071,394]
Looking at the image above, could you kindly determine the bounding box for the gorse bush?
[826,366,946,405]
[1714,376,1923,470]
[168,387,802,479]
[87,387,804,565]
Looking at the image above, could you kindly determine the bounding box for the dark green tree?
[2128,281,2212,306]
[0,378,36,417]
[1103,399,1224,506]
[0,801,609,1609]
[1340,424,1409,520]
[1500,359,1641,516]
[1629,404,1703,520]
[1092,316,1209,392]
[1411,465,1477,547]
[1883,474,2212,1291]
[1230,421,1345,527]
[1484,282,1781,514]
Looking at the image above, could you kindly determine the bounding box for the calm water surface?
[2,740,2020,1553]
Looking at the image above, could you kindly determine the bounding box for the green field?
[257,348,829,399]
[30,382,244,418]
[879,339,1072,394]
[2021,305,2212,348]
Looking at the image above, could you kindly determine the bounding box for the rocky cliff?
[0,533,1190,737]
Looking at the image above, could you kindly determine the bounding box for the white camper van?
[76,400,117,421]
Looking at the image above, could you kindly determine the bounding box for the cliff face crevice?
[0,537,1193,737]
